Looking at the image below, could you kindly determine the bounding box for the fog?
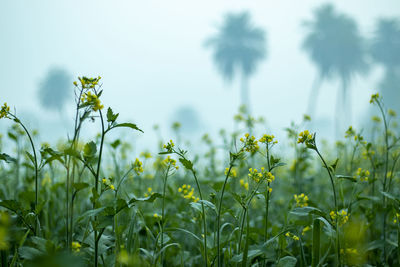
[1,0,399,150]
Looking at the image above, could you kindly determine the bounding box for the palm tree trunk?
[306,75,323,120]
[240,73,250,114]
[335,78,349,139]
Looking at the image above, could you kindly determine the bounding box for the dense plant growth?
[0,78,399,266]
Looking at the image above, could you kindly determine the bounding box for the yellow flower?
[259,134,278,145]
[302,226,311,235]
[297,130,314,145]
[370,93,380,104]
[240,179,249,190]
[0,103,10,119]
[163,156,179,170]
[225,167,237,178]
[355,168,369,182]
[110,184,115,191]
[285,232,299,241]
[163,140,175,152]
[294,193,309,208]
[133,158,144,175]
[72,241,81,252]
[330,209,349,226]
[388,109,397,117]
[240,134,259,153]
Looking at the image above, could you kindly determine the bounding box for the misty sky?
[1,0,399,148]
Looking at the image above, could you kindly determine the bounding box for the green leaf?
[0,153,16,163]
[25,151,35,166]
[116,198,128,214]
[179,158,193,170]
[277,256,297,267]
[381,191,400,203]
[112,123,143,133]
[336,175,357,183]
[72,183,90,191]
[18,247,44,260]
[83,141,97,158]
[290,206,326,218]
[77,207,107,222]
[0,200,24,214]
[128,193,162,205]
[106,107,119,123]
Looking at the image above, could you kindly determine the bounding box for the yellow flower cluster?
[362,149,375,159]
[302,226,311,235]
[133,158,144,175]
[369,93,380,104]
[178,184,199,202]
[393,213,400,223]
[248,168,275,183]
[153,213,162,219]
[285,232,299,241]
[225,167,237,178]
[356,168,370,182]
[0,103,10,119]
[297,130,313,144]
[294,193,309,208]
[72,241,81,252]
[345,126,356,138]
[102,177,115,191]
[163,156,179,170]
[388,109,397,117]
[240,179,249,190]
[330,210,349,226]
[163,140,175,153]
[140,151,152,159]
[75,76,101,89]
[144,187,153,197]
[81,91,104,111]
[240,133,259,153]
[259,134,278,145]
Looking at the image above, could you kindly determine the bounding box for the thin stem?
[315,148,340,265]
[11,116,38,236]
[376,102,389,263]
[160,165,170,267]
[217,163,234,267]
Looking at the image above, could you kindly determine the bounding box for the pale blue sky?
[1,0,399,148]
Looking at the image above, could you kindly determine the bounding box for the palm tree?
[38,67,72,116]
[370,18,400,114]
[205,12,266,111]
[302,4,368,136]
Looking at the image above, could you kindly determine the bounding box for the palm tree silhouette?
[302,4,368,136]
[370,18,400,114]
[38,67,72,117]
[205,12,266,112]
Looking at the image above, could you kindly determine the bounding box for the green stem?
[217,163,234,267]
[315,148,340,266]
[377,101,389,262]
[12,116,39,236]
[160,165,170,267]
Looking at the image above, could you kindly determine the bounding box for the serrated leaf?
[106,107,119,123]
[179,158,193,170]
